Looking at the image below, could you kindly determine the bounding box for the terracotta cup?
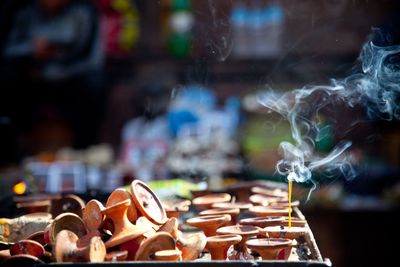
[216,225,259,254]
[134,232,176,261]
[251,187,288,198]
[44,212,87,244]
[130,180,168,225]
[101,199,150,248]
[211,202,253,211]
[82,199,105,232]
[206,234,242,260]
[186,214,231,236]
[105,250,128,262]
[192,193,231,210]
[199,208,240,225]
[176,232,207,261]
[249,194,288,206]
[163,199,191,219]
[260,226,308,240]
[240,216,285,228]
[53,229,106,262]
[154,249,182,261]
[106,188,138,224]
[246,238,293,260]
[50,194,86,218]
[249,206,291,217]
[9,240,45,259]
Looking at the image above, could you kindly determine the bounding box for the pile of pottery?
[0,180,206,266]
[187,185,309,261]
[0,180,310,265]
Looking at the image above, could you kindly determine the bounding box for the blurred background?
[0,0,399,266]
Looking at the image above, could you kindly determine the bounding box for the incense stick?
[288,177,292,228]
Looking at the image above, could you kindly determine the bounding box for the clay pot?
[281,217,307,227]
[0,254,44,266]
[216,225,259,257]
[130,180,168,225]
[176,232,207,261]
[50,194,86,218]
[246,238,293,260]
[26,231,46,246]
[240,216,285,228]
[192,193,231,210]
[82,199,105,232]
[206,234,242,260]
[249,206,291,217]
[134,232,175,261]
[212,202,253,210]
[199,208,240,225]
[251,187,288,198]
[44,212,87,244]
[106,188,138,223]
[9,240,45,259]
[260,226,308,240]
[163,200,191,218]
[186,214,231,236]
[105,250,128,262]
[101,199,150,248]
[249,194,288,206]
[157,217,180,239]
[53,229,106,262]
[154,249,182,261]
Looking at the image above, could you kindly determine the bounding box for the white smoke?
[257,35,400,197]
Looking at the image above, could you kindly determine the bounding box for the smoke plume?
[257,33,400,196]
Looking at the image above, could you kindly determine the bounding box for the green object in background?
[167,33,192,58]
[315,119,334,152]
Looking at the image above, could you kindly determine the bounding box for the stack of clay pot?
[186,184,309,261]
[0,180,207,266]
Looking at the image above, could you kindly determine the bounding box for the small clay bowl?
[261,226,308,240]
[216,225,259,254]
[270,200,300,208]
[106,188,138,224]
[101,199,150,248]
[249,206,291,217]
[9,240,45,259]
[105,250,128,262]
[240,216,285,228]
[82,199,105,232]
[134,232,176,261]
[131,180,168,225]
[26,231,46,246]
[206,234,242,260]
[192,193,231,209]
[154,249,182,261]
[246,238,293,260]
[45,212,87,244]
[186,214,231,236]
[211,202,253,210]
[176,232,207,261]
[251,187,288,198]
[281,217,307,227]
[249,194,288,206]
[199,208,240,225]
[53,229,106,262]
[51,194,86,218]
[163,199,191,218]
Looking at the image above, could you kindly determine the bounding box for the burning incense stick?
[288,177,292,228]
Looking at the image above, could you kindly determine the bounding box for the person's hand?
[33,37,57,60]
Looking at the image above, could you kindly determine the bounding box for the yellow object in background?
[13,181,27,195]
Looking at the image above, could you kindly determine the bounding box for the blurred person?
[0,0,105,153]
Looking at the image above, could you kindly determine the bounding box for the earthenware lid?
[130,180,167,225]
